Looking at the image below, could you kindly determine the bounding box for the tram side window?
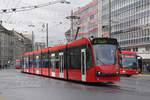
[39,54,42,68]
[51,53,56,71]
[39,53,43,68]
[47,52,51,68]
[29,55,32,68]
[69,44,93,69]
[26,57,29,68]
[32,54,34,67]
[48,51,51,68]
[86,44,93,69]
[20,57,23,68]
[33,55,36,67]
[42,53,49,68]
[58,51,65,68]
[36,55,40,68]
[22,57,24,68]
[69,46,81,69]
[50,51,59,69]
[25,57,27,68]
[41,53,45,68]
[55,52,59,69]
[24,57,27,68]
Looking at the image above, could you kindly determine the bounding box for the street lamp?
[66,16,80,19]
[66,10,80,41]
[60,0,71,4]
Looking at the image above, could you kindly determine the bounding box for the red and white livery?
[20,38,121,83]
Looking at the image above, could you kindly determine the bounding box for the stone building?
[34,42,46,51]
[0,22,32,68]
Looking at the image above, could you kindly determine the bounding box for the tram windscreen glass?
[93,44,117,66]
[122,55,137,69]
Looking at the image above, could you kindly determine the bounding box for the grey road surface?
[0,69,150,100]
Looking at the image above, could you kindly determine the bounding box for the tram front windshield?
[122,55,137,69]
[93,44,117,66]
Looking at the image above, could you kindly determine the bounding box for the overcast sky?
[0,0,92,44]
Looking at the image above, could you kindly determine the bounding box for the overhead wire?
[0,0,70,14]
[7,0,22,23]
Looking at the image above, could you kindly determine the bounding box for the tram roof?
[68,38,91,48]
[49,44,66,51]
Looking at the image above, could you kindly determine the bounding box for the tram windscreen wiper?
[96,57,106,65]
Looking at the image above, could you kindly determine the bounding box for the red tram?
[20,38,120,83]
[120,51,139,77]
[15,59,21,69]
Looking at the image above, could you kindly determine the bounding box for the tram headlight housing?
[116,71,120,75]
[96,71,101,76]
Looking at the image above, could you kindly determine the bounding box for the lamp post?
[28,24,35,51]
[46,23,48,48]
[66,10,80,41]
[108,0,111,38]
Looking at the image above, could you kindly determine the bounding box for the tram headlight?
[96,71,101,76]
[122,70,126,73]
[116,71,120,75]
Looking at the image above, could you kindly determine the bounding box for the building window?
[90,15,94,20]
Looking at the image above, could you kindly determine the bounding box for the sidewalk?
[138,73,150,76]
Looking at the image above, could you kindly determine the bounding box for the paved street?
[0,69,150,100]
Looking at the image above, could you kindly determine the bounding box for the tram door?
[59,52,64,78]
[36,56,39,74]
[23,57,26,72]
[51,54,55,77]
[81,49,86,81]
[26,57,29,72]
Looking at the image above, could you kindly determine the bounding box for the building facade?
[102,0,150,72]
[71,0,99,40]
[0,22,32,68]
[34,42,46,51]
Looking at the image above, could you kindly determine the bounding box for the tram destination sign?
[92,38,118,45]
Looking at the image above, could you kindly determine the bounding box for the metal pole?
[71,10,73,41]
[13,36,16,68]
[46,23,48,48]
[108,0,111,38]
[32,31,34,51]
